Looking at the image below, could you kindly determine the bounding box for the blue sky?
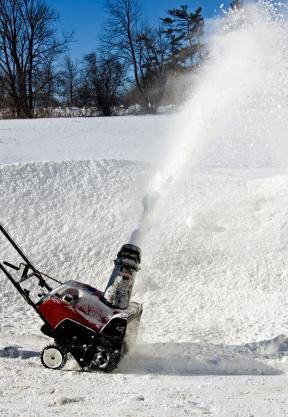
[48,0,230,60]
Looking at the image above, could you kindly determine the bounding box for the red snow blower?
[0,223,142,372]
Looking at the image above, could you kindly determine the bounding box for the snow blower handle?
[0,223,62,293]
[0,223,37,269]
[3,261,20,270]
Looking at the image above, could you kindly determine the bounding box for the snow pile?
[1,159,288,348]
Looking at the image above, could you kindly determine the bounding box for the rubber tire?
[40,344,67,370]
[84,343,120,373]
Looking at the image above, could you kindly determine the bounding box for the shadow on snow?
[119,335,288,376]
[1,334,288,376]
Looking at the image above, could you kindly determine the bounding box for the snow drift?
[1,159,288,350]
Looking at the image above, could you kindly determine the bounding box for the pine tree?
[160,16,185,71]
[161,5,204,71]
[168,5,204,67]
[230,0,243,10]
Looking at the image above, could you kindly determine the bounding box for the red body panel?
[37,280,120,332]
[37,297,99,331]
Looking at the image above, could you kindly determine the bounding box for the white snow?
[0,115,172,165]
[1,118,288,417]
[1,2,288,416]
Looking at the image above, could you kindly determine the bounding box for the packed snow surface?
[2,2,288,416]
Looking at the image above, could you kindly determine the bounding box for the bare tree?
[81,52,124,116]
[83,51,97,101]
[102,0,150,109]
[0,69,13,115]
[35,58,59,111]
[0,0,71,118]
[59,55,79,106]
[94,55,124,116]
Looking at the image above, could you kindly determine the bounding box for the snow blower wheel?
[84,343,120,372]
[41,345,67,370]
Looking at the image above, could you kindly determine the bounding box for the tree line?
[0,0,242,118]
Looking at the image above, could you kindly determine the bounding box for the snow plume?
[164,0,288,177]
[130,0,288,247]
[129,171,163,246]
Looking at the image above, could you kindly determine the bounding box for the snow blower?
[0,223,142,372]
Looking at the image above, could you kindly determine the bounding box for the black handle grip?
[3,261,20,270]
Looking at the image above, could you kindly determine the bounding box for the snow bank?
[1,158,288,348]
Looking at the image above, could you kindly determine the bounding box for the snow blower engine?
[0,223,142,372]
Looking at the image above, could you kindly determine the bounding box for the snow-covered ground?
[1,115,288,417]
[0,116,172,165]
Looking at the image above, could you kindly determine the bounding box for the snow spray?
[129,187,159,246]
[129,0,288,247]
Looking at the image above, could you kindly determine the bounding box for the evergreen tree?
[167,5,204,67]
[160,16,185,71]
[230,0,243,10]
[160,5,204,71]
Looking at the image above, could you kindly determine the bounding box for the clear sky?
[48,0,230,60]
